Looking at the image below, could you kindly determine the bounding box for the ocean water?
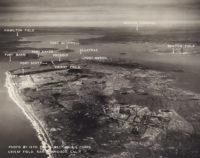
[0,61,46,158]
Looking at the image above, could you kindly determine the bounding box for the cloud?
[0,0,200,26]
[0,0,199,7]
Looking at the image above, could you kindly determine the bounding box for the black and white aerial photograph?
[0,0,200,158]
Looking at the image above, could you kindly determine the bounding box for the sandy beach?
[5,71,54,158]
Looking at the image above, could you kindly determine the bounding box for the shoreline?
[5,71,54,158]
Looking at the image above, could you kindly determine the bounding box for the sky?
[0,0,200,27]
